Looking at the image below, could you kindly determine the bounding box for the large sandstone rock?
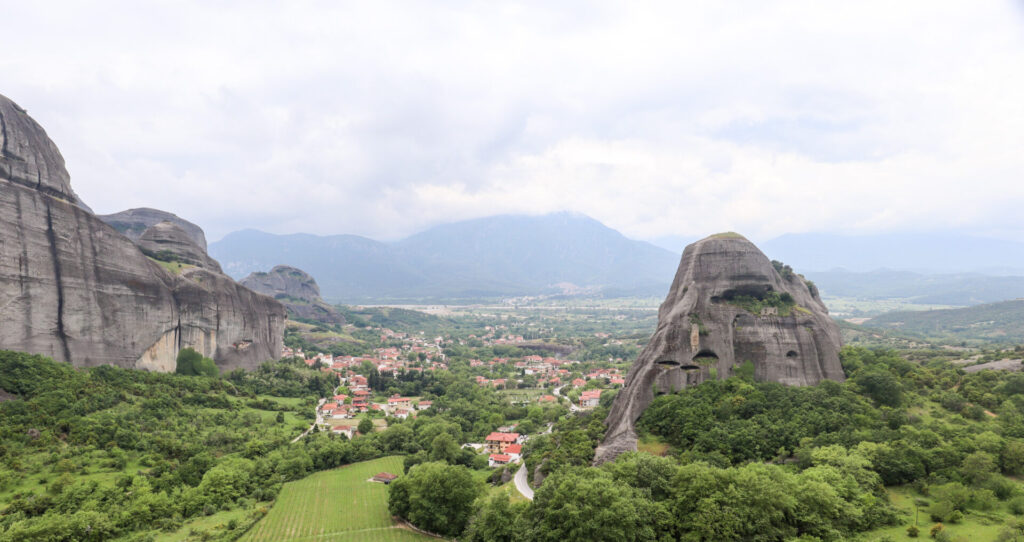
[99,207,208,250]
[594,233,845,464]
[138,220,222,272]
[241,265,345,325]
[0,96,90,211]
[0,93,284,372]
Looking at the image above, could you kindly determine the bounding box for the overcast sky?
[2,1,1023,243]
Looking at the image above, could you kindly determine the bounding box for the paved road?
[552,385,581,412]
[292,397,326,443]
[514,463,534,501]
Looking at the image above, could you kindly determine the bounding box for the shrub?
[930,523,944,538]
[176,348,219,377]
[907,525,920,538]
[929,500,954,522]
[1009,495,1024,514]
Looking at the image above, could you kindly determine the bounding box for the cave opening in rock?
[692,349,719,365]
[786,350,798,358]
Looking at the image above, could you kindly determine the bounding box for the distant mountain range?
[210,213,680,302]
[212,215,1024,305]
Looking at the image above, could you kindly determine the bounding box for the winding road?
[552,385,581,412]
[292,397,326,443]
[514,463,534,501]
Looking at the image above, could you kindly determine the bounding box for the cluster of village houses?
[281,324,626,454]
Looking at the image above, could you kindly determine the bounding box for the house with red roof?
[488,453,512,468]
[485,432,521,453]
[505,443,522,463]
[580,389,603,408]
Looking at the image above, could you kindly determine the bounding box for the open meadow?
[240,456,437,542]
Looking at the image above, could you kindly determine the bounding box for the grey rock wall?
[594,233,845,464]
[138,221,222,272]
[99,207,208,250]
[0,92,284,372]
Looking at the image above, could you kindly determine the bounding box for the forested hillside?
[455,348,1024,541]
[866,300,1024,345]
[0,352,373,540]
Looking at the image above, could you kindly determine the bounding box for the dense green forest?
[396,347,1024,541]
[0,351,382,541]
[0,350,566,541]
[10,342,1024,541]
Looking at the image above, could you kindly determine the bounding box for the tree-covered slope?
[865,299,1024,344]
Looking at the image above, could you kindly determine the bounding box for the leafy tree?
[854,367,903,407]
[962,451,998,486]
[525,467,673,541]
[429,432,461,464]
[464,493,520,542]
[388,461,481,537]
[175,347,219,377]
[358,416,374,435]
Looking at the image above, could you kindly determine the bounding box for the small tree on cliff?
[175,347,219,377]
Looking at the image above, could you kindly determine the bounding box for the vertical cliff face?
[594,233,845,464]
[0,93,284,372]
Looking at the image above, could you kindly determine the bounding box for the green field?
[859,485,1016,541]
[240,456,436,541]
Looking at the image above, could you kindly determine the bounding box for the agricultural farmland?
[241,456,437,542]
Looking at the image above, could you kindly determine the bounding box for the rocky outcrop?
[0,96,90,212]
[0,93,284,372]
[137,220,222,272]
[99,207,208,250]
[241,265,345,325]
[594,233,845,464]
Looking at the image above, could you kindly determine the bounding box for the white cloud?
[2,0,1023,242]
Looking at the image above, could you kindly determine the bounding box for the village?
[281,320,630,471]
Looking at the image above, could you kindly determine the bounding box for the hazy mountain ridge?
[210,213,680,302]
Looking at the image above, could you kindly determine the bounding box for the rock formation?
[99,207,208,250]
[0,96,91,212]
[137,220,222,272]
[241,265,345,325]
[0,93,284,372]
[594,233,845,464]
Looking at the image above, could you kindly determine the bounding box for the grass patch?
[708,232,747,240]
[156,504,266,542]
[637,434,670,457]
[148,256,196,275]
[859,484,1019,541]
[240,456,435,541]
